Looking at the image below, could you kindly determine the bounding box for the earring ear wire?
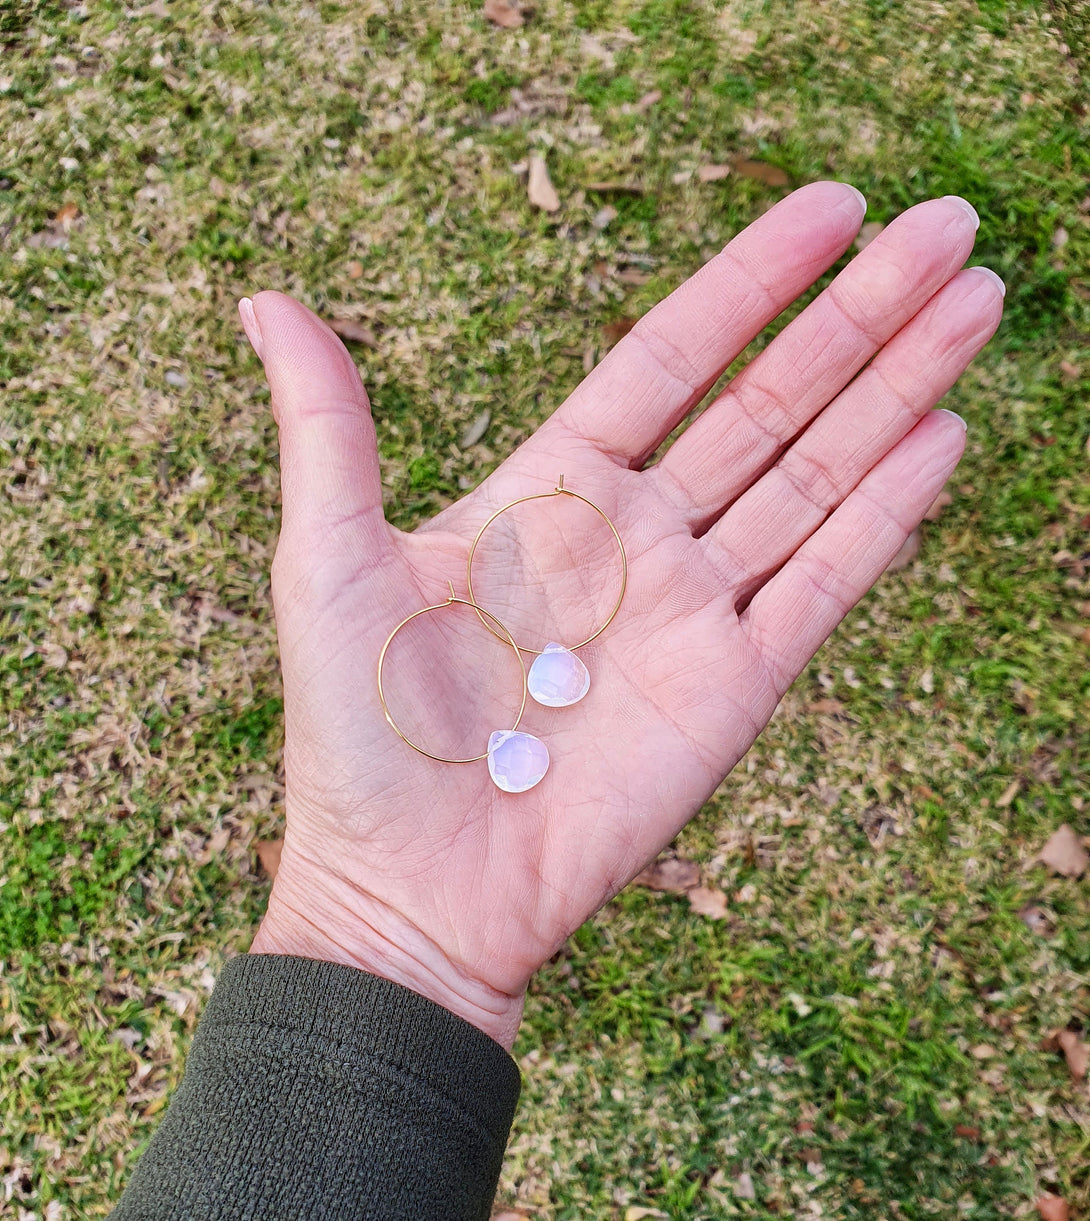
[466,476,628,707]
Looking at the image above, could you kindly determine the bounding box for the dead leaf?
[734,1173,756,1200]
[591,205,617,229]
[1057,1030,1088,1080]
[954,1124,981,1140]
[459,410,491,448]
[732,158,789,186]
[207,825,231,855]
[1037,824,1088,877]
[527,153,560,212]
[603,316,638,345]
[110,1026,142,1050]
[54,201,81,227]
[885,528,921,572]
[700,1006,724,1035]
[634,857,700,892]
[1018,904,1055,936]
[492,1212,532,1220]
[616,267,651,285]
[1036,1193,1069,1221]
[256,838,284,879]
[996,777,1021,808]
[624,1209,667,1220]
[698,164,732,182]
[854,220,886,251]
[325,317,379,347]
[971,1043,997,1059]
[346,260,364,279]
[25,228,68,250]
[1059,360,1079,380]
[483,0,523,27]
[687,886,729,919]
[924,488,954,521]
[635,90,662,111]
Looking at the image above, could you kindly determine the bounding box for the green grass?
[0,0,1087,1216]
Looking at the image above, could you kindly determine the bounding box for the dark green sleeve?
[111,954,522,1221]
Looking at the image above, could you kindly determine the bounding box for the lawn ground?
[1,1,1088,1217]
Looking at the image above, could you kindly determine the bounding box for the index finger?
[548,180,866,467]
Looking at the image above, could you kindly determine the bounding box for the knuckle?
[627,321,705,395]
[778,449,843,514]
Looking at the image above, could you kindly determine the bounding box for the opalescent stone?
[487,730,549,793]
[527,642,590,708]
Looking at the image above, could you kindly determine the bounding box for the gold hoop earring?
[376,583,549,793]
[466,476,628,708]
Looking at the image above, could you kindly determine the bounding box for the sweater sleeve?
[110,954,522,1221]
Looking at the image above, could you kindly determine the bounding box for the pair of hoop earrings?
[377,477,627,794]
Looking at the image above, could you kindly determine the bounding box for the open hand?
[244,183,1002,1048]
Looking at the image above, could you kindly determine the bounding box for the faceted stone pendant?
[527,642,591,708]
[487,730,550,793]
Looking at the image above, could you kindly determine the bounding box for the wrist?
[251,876,525,1051]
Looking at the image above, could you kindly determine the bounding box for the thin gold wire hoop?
[376,583,528,764]
[466,475,628,656]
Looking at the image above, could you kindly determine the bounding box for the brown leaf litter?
[1042,1028,1088,1081]
[483,0,524,28]
[1036,1193,1069,1221]
[324,317,379,347]
[255,838,284,879]
[634,857,700,891]
[527,153,560,212]
[603,317,638,345]
[731,158,790,186]
[686,886,729,919]
[1036,824,1088,877]
[633,857,729,919]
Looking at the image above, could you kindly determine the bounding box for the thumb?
[239,291,389,556]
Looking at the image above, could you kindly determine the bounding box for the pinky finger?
[740,409,967,696]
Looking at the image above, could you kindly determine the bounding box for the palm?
[249,184,1002,1044]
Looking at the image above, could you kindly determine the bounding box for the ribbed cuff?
[211,955,521,1144]
[111,954,522,1221]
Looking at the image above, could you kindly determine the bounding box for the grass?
[0,0,1087,1216]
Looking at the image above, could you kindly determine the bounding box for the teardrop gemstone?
[527,643,591,708]
[487,730,550,793]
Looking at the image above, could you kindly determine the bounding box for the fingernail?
[942,195,980,230]
[967,266,1006,297]
[238,297,265,361]
[841,183,867,215]
[937,408,968,432]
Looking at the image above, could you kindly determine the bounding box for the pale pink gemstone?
[487,730,550,793]
[527,643,590,708]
